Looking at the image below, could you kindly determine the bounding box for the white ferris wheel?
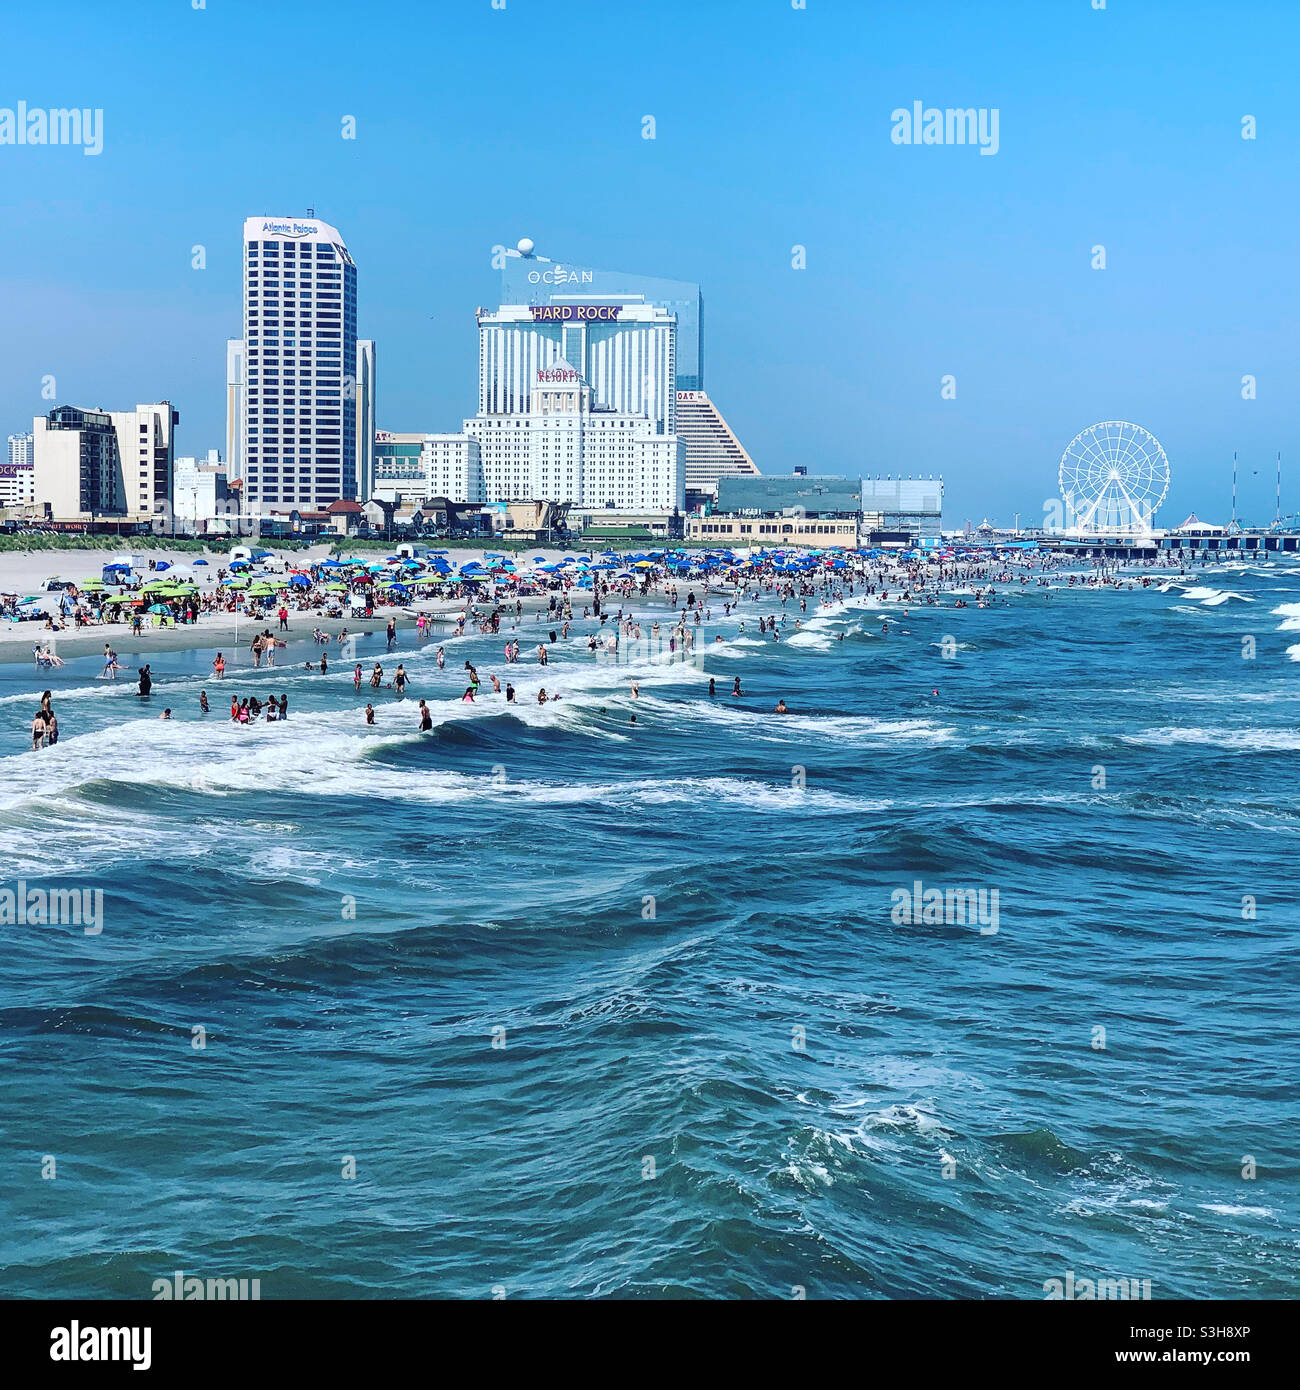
[1058,421,1170,534]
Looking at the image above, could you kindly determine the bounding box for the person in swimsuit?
[437,646,446,669]
[159,708,173,720]
[394,664,407,697]
[212,652,226,678]
[505,683,516,703]
[489,673,500,693]
[365,703,375,724]
[199,690,210,713]
[353,663,362,691]
[370,664,383,688]
[138,665,152,697]
[32,710,47,750]
[320,651,328,675]
[419,700,433,731]
[279,694,287,721]
[774,699,789,714]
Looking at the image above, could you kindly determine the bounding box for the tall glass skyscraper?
[501,244,703,392]
[227,216,368,510]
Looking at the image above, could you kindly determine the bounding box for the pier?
[1043,530,1300,561]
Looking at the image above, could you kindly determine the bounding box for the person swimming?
[774,699,789,714]
[732,677,742,697]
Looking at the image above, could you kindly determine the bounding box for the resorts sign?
[529,304,623,322]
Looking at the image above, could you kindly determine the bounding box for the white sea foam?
[1198,1203,1276,1219]
[643,696,957,745]
[1123,725,1300,751]
[784,630,835,650]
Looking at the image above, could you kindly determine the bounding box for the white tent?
[1173,512,1224,533]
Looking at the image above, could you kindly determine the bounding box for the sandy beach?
[0,542,582,661]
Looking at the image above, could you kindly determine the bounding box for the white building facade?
[227,216,361,512]
[174,448,229,530]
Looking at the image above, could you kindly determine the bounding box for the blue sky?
[3,0,1298,525]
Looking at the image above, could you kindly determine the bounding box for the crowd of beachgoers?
[11,538,1223,751]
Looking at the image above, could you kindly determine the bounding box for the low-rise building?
[173,448,229,533]
[686,513,861,545]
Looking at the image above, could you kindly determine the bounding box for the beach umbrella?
[80,578,105,589]
[192,559,208,565]
[146,603,172,615]
[289,574,311,587]
[222,577,249,589]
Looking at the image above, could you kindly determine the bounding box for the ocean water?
[1,565,1297,1299]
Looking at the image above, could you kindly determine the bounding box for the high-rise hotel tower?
[500,241,757,505]
[226,216,374,511]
